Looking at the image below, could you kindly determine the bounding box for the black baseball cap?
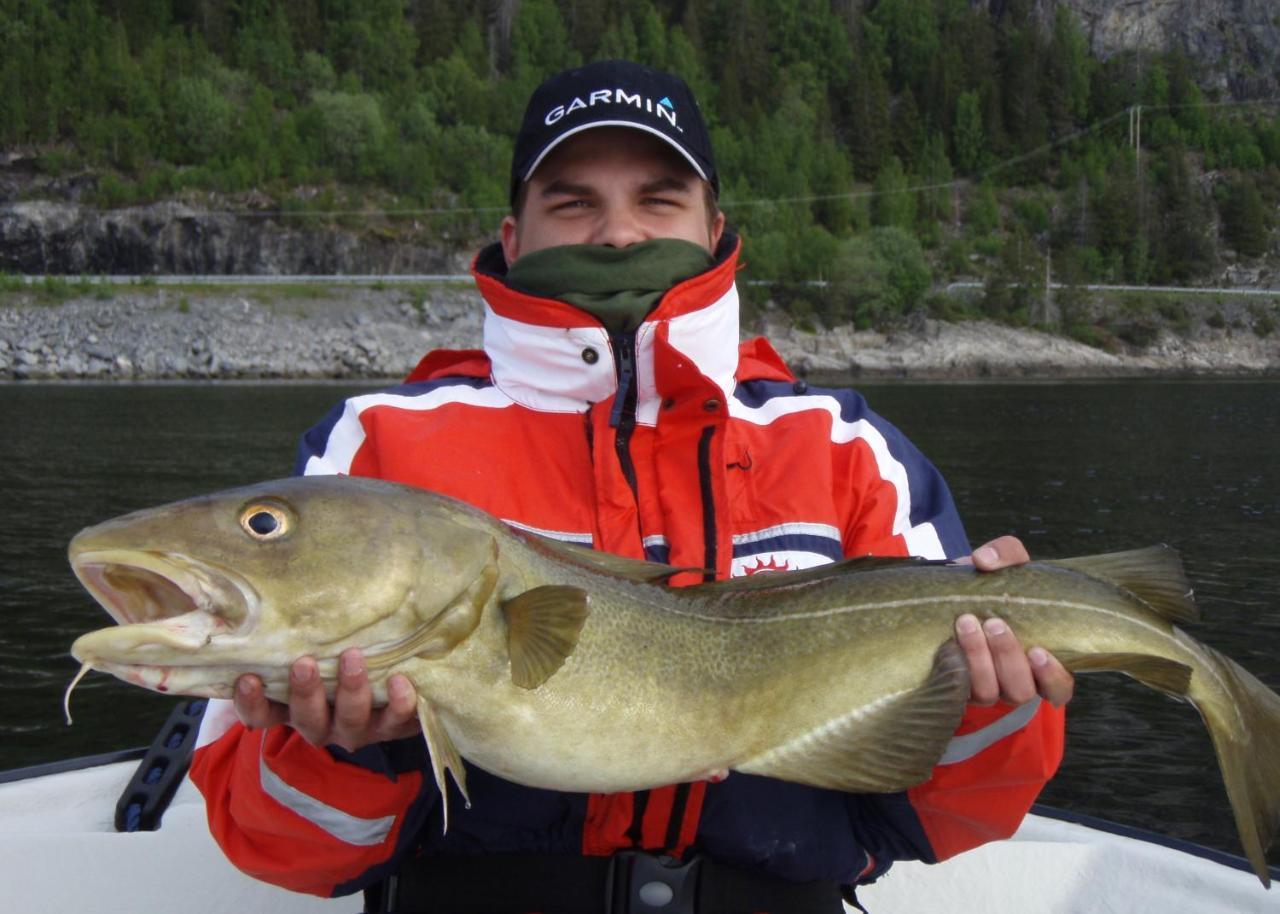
[510,59,718,204]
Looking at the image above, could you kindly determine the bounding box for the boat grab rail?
[114,699,207,832]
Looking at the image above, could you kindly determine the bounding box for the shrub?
[825,226,932,328]
[169,77,235,163]
[1250,303,1276,337]
[1114,316,1159,349]
[302,90,388,181]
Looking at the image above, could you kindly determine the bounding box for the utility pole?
[1044,244,1052,327]
[1130,105,1146,276]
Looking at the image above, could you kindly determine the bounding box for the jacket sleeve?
[189,709,435,896]
[830,389,970,562]
[188,400,428,897]
[833,390,1066,876]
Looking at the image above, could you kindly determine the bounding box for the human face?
[501,127,725,267]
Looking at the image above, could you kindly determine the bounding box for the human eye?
[548,195,593,213]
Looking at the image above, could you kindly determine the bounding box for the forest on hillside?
[2,0,1278,332]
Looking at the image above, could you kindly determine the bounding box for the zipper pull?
[608,334,636,429]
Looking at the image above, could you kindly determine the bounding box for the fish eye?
[239,503,290,540]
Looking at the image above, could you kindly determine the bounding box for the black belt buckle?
[607,851,704,914]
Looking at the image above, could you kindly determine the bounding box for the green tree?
[839,23,892,176]
[507,0,579,129]
[233,0,296,89]
[953,89,985,175]
[302,90,388,181]
[425,22,497,129]
[1000,22,1049,169]
[1154,142,1215,281]
[1091,153,1141,279]
[870,0,938,91]
[598,16,640,63]
[329,0,418,94]
[965,181,1000,235]
[509,0,577,78]
[892,89,924,169]
[871,156,916,230]
[1045,7,1091,135]
[983,227,1043,323]
[411,0,474,63]
[712,0,772,123]
[828,226,932,328]
[634,2,669,68]
[433,123,510,206]
[169,76,235,163]
[1221,177,1270,259]
[917,133,954,226]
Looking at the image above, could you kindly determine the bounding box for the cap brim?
[519,120,711,186]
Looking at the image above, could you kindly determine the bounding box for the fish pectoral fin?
[502,585,590,689]
[416,699,470,834]
[735,640,970,793]
[1053,650,1193,699]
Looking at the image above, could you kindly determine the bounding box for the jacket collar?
[470,233,742,421]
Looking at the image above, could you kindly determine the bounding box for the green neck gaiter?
[505,239,715,335]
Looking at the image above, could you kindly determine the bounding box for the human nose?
[592,204,647,248]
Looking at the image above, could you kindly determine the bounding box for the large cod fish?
[66,476,1280,885]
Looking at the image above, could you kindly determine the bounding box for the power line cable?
[24,98,1278,219]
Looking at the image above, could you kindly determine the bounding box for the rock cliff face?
[0,199,467,276]
[1030,0,1280,97]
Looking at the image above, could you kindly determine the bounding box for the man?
[191,60,1072,913]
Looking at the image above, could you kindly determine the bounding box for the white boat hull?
[0,757,1271,913]
[0,759,346,913]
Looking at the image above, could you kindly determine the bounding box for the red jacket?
[190,234,1064,897]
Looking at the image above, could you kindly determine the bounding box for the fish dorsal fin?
[415,698,470,834]
[522,536,700,583]
[1048,546,1199,624]
[703,554,933,594]
[502,585,590,689]
[734,640,970,792]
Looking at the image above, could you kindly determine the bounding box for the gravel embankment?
[2,286,1278,381]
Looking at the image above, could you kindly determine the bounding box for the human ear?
[500,215,520,267]
[709,209,726,252]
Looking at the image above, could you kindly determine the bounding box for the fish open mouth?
[72,549,254,632]
[65,550,260,721]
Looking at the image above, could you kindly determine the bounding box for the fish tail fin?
[1189,636,1280,887]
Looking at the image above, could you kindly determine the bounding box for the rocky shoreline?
[2,284,1278,382]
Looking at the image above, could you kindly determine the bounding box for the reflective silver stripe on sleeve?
[936,697,1042,766]
[259,751,397,847]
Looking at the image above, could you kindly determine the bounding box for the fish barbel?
[66,475,1280,885]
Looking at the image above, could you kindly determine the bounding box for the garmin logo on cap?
[544,88,683,132]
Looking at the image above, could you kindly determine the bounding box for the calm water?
[1,380,1277,867]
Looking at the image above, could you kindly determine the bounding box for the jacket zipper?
[607,331,649,848]
[697,425,718,582]
[608,333,641,501]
